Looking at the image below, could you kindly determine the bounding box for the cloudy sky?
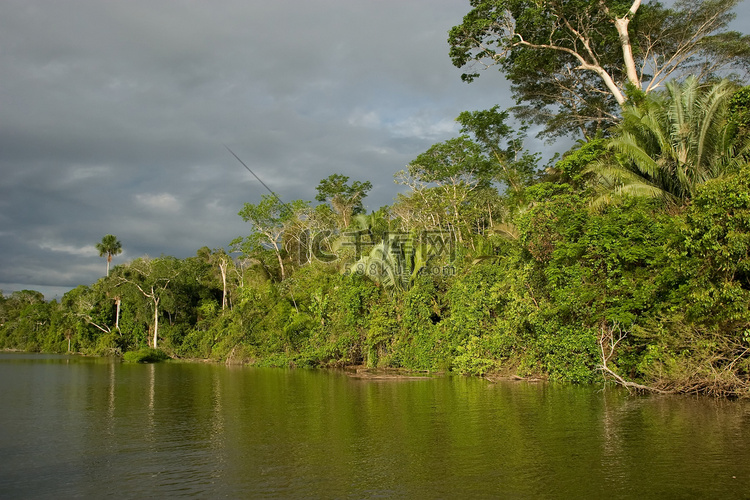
[1,1,748,299]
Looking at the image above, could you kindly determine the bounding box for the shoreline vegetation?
[3,2,750,398]
[3,95,750,398]
[3,84,750,397]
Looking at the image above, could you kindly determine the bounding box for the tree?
[0,290,48,351]
[680,164,750,329]
[395,136,495,242]
[448,0,750,138]
[115,257,177,349]
[63,284,115,337]
[96,234,123,277]
[197,247,233,311]
[589,77,749,206]
[347,232,440,295]
[237,195,308,280]
[456,105,540,193]
[728,85,750,141]
[391,187,446,235]
[281,204,340,267]
[315,174,372,229]
[7,289,45,307]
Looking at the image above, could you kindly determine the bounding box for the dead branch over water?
[598,322,750,399]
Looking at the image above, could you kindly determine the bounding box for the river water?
[1,353,749,498]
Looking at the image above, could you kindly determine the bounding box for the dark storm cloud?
[0,0,543,297]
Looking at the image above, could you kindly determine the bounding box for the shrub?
[123,347,170,363]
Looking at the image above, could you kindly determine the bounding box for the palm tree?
[96,234,123,277]
[589,77,749,207]
[347,232,441,295]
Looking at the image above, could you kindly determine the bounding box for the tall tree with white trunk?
[449,0,750,138]
[116,257,176,349]
[237,195,309,281]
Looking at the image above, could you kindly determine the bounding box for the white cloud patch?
[363,145,391,155]
[348,108,381,128]
[348,108,460,141]
[65,164,114,182]
[38,241,98,257]
[134,192,181,212]
[391,116,458,140]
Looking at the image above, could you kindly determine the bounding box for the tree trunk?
[219,260,228,310]
[273,241,286,280]
[152,297,160,349]
[601,0,642,92]
[114,297,121,333]
[615,16,640,89]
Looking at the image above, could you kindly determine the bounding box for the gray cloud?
[0,0,511,298]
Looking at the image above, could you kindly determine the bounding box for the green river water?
[1,353,749,498]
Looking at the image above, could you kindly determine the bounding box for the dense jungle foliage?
[3,0,750,397]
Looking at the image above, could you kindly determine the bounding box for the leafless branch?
[597,322,670,394]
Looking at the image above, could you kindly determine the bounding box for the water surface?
[0,353,748,498]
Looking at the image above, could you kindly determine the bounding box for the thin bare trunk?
[152,296,159,349]
[114,297,121,333]
[219,259,228,310]
[274,243,285,280]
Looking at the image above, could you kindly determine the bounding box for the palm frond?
[588,77,743,206]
